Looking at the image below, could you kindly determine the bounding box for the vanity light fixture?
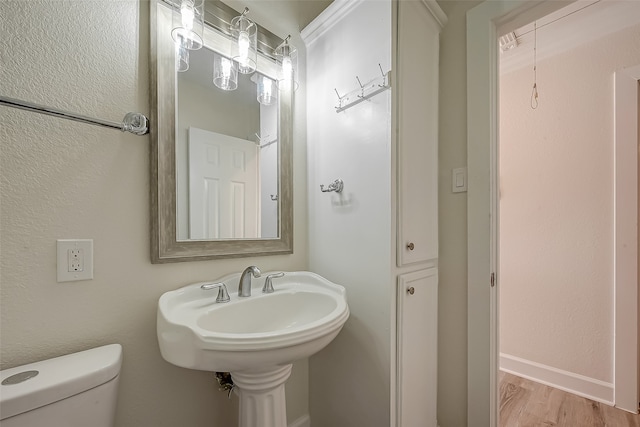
[213,52,238,91]
[274,36,299,91]
[230,8,257,75]
[170,0,298,99]
[171,0,204,51]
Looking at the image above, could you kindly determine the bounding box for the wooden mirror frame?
[149,0,293,263]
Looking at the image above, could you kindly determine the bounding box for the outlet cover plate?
[57,239,93,282]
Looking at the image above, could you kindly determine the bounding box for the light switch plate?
[452,167,468,193]
[57,239,93,282]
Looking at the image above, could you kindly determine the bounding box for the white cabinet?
[393,2,445,426]
[303,1,445,425]
[395,0,444,267]
[396,268,439,427]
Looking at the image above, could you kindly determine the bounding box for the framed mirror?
[150,0,293,263]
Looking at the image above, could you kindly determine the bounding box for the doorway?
[466,1,640,425]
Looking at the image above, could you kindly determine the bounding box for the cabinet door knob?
[406,242,415,251]
[407,287,415,295]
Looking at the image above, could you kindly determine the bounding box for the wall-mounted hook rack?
[320,179,344,193]
[334,64,391,113]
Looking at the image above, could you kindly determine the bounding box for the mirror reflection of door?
[188,128,259,239]
[176,45,280,241]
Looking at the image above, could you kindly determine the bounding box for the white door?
[188,127,259,239]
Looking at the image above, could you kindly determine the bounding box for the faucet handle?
[262,272,285,294]
[201,282,230,303]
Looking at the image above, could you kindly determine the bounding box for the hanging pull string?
[530,20,539,110]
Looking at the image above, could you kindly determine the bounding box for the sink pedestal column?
[231,364,293,427]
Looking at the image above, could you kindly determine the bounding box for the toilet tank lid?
[0,344,122,421]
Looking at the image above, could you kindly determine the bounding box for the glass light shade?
[175,44,189,72]
[257,74,276,106]
[171,0,204,50]
[275,42,299,91]
[230,14,257,74]
[213,53,238,91]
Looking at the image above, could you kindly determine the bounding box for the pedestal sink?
[157,271,349,427]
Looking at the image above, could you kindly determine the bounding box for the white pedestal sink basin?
[157,271,349,427]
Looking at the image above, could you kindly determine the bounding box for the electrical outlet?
[68,248,84,272]
[57,239,93,282]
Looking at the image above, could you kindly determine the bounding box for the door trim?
[466,2,565,424]
[614,64,640,413]
[465,1,640,425]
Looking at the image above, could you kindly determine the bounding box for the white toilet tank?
[0,344,122,427]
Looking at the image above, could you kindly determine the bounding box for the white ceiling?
[499,0,640,74]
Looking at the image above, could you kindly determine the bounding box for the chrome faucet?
[238,266,261,297]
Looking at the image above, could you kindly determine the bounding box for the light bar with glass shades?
[168,0,297,105]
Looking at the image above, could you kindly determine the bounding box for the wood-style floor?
[499,371,640,426]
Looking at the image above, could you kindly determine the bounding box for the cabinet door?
[396,268,438,427]
[396,0,440,266]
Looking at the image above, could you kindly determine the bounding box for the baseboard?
[288,414,311,427]
[500,353,614,405]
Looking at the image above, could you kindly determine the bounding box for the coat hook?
[320,179,344,193]
[334,88,346,111]
[355,76,365,98]
[378,63,388,87]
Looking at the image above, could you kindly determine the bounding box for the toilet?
[0,344,122,427]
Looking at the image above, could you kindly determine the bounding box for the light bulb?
[175,43,189,72]
[221,58,232,79]
[171,0,202,50]
[263,79,273,97]
[213,54,237,91]
[258,76,275,105]
[238,31,250,66]
[282,56,293,82]
[181,0,194,30]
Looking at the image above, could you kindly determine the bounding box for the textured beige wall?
[0,0,328,426]
[436,1,482,426]
[499,23,640,382]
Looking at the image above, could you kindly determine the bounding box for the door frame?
[614,63,640,413]
[466,1,639,425]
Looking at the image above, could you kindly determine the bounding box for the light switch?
[452,167,467,193]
